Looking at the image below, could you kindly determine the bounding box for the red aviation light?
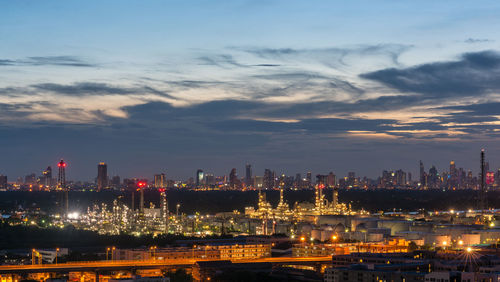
[137,181,146,188]
[318,183,325,189]
[159,188,165,192]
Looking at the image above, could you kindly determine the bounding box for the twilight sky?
[1,0,500,181]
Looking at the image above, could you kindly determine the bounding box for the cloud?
[197,54,246,68]
[464,38,493,44]
[29,82,178,100]
[33,82,135,96]
[26,56,95,67]
[0,56,96,67]
[360,50,500,97]
[0,59,16,66]
[239,44,411,68]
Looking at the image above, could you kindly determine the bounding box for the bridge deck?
[0,256,332,274]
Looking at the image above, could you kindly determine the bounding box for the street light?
[112,246,116,261]
[150,246,157,260]
[55,248,59,264]
[106,247,110,261]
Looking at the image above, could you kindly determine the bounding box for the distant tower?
[245,164,252,186]
[333,187,339,208]
[137,181,146,220]
[306,172,312,188]
[154,173,166,188]
[196,169,204,187]
[264,169,273,189]
[57,159,68,215]
[419,160,425,186]
[480,149,486,215]
[229,168,240,189]
[57,159,66,190]
[160,188,168,231]
[97,162,108,191]
[42,166,52,187]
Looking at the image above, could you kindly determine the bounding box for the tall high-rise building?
[306,172,312,188]
[57,159,68,215]
[245,164,252,186]
[97,162,108,191]
[154,173,166,188]
[229,168,241,189]
[24,173,36,185]
[205,174,215,186]
[57,159,66,190]
[316,174,327,186]
[264,169,273,189]
[327,172,336,188]
[419,160,425,185]
[0,175,7,189]
[254,176,263,189]
[480,149,486,213]
[42,166,52,187]
[196,169,204,187]
[295,173,301,188]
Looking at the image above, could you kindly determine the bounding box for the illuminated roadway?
[0,256,332,274]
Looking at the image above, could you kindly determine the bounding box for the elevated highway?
[0,256,332,274]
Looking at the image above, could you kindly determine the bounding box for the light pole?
[55,248,59,264]
[106,247,110,261]
[176,203,181,218]
[111,246,116,261]
[150,246,157,260]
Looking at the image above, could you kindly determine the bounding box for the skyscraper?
[245,164,252,186]
[327,172,336,188]
[306,172,312,188]
[42,166,52,187]
[154,173,166,188]
[97,162,108,191]
[196,169,204,187]
[57,159,68,215]
[229,168,241,189]
[419,160,425,186]
[264,169,273,189]
[480,149,486,214]
[0,175,7,189]
[57,159,66,190]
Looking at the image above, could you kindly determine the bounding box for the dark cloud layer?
[33,82,135,96]
[361,50,500,97]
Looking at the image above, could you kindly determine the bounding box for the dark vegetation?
[0,223,231,250]
[0,189,493,214]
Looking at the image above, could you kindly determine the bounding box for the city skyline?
[1,154,494,185]
[2,1,500,179]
